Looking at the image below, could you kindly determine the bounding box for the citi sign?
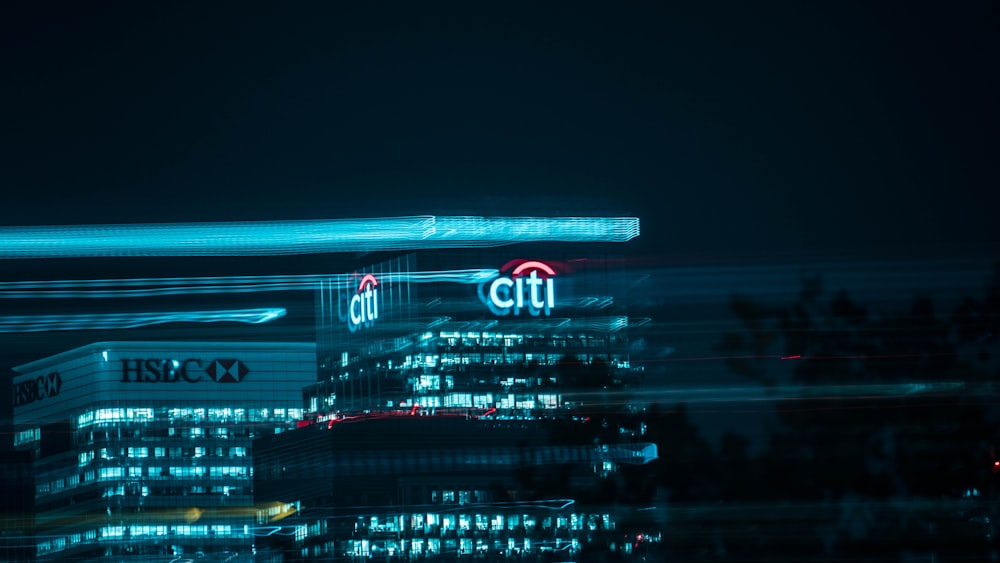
[13,371,62,407]
[487,261,557,316]
[120,359,249,383]
[348,274,380,331]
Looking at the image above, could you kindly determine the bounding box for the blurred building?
[0,448,34,562]
[11,341,315,562]
[252,249,659,561]
[308,250,643,417]
[254,416,657,561]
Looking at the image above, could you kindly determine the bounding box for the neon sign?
[348,274,379,331]
[486,261,556,316]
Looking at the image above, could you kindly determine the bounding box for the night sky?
[2,8,1000,558]
[2,2,997,258]
[1,3,998,425]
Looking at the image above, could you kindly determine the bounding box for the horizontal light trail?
[0,308,286,333]
[0,216,640,258]
[560,381,969,407]
[0,269,498,298]
[258,443,657,478]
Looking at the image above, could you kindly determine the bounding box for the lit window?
[100,467,124,479]
[14,427,40,446]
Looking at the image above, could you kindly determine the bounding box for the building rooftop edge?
[13,341,316,375]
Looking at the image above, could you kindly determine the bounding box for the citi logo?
[348,273,379,331]
[13,371,62,407]
[487,261,556,316]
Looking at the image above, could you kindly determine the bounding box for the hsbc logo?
[347,273,379,332]
[13,371,62,407]
[120,359,250,383]
[484,260,557,316]
[206,359,250,383]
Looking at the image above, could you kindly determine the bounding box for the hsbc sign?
[120,359,250,384]
[13,371,62,407]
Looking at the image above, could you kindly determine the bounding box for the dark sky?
[1,2,998,453]
[1,2,997,261]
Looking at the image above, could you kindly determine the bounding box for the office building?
[12,341,315,562]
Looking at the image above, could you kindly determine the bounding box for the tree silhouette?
[715,264,1000,558]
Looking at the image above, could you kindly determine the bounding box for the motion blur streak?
[0,216,640,258]
[0,308,286,332]
[560,381,967,407]
[0,270,498,298]
[256,443,657,477]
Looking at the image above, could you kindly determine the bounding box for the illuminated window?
[78,451,94,467]
[100,526,124,539]
[128,408,154,422]
[445,393,472,408]
[14,427,40,446]
[537,394,559,409]
[100,467,123,479]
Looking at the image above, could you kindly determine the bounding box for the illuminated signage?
[13,371,62,407]
[487,261,556,316]
[348,274,379,331]
[120,359,249,383]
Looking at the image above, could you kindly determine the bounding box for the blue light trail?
[0,270,498,298]
[0,308,286,333]
[0,216,640,258]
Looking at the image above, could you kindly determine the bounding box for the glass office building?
[12,341,316,562]
[255,250,658,561]
[254,416,658,561]
[309,250,642,417]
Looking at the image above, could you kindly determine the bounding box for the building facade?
[254,416,658,561]
[12,341,315,562]
[254,249,659,561]
[309,250,643,417]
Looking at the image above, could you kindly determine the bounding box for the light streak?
[559,381,967,407]
[0,308,286,333]
[0,216,639,258]
[0,270,498,298]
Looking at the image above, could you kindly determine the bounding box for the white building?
[12,341,315,562]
